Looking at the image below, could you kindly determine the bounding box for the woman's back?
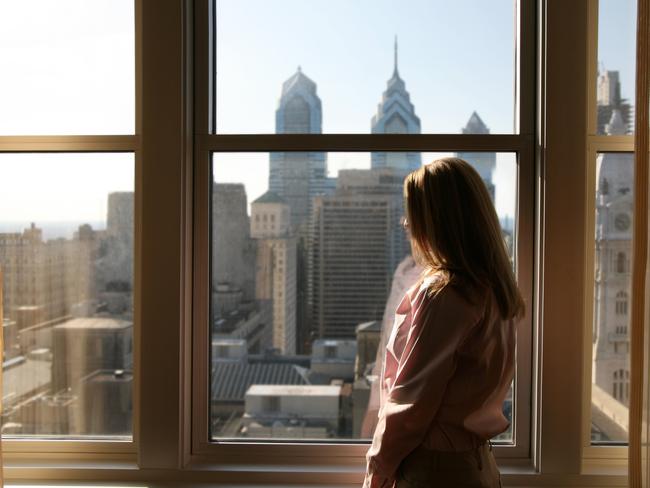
[364,158,523,487]
[381,275,515,452]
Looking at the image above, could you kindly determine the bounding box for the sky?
[212,0,635,221]
[0,0,638,237]
[216,0,516,135]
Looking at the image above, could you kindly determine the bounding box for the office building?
[268,68,335,234]
[456,111,497,201]
[371,38,421,175]
[251,191,297,355]
[309,169,402,339]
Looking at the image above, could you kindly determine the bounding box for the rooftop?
[356,320,381,333]
[212,338,247,346]
[54,317,132,330]
[81,369,134,383]
[281,66,317,97]
[211,362,309,402]
[3,358,51,403]
[313,339,356,347]
[246,384,342,397]
[462,111,490,134]
[252,190,286,205]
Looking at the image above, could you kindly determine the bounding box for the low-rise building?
[242,384,341,438]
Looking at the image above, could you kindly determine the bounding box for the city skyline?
[0,1,636,230]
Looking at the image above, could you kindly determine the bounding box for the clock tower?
[593,108,633,407]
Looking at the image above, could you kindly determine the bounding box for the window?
[260,395,281,413]
[210,150,518,441]
[0,0,135,135]
[595,0,637,136]
[0,0,137,448]
[586,0,636,449]
[197,0,534,463]
[612,369,630,403]
[616,291,629,315]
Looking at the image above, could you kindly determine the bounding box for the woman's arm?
[363,285,481,488]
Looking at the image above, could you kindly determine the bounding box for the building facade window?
[612,369,630,403]
[617,251,627,273]
[616,290,629,315]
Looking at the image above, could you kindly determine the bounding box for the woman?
[363,158,524,488]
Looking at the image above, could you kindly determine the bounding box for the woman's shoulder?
[415,273,489,321]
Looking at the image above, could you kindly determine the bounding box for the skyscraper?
[95,192,134,313]
[456,111,496,201]
[211,183,256,304]
[309,169,403,339]
[266,68,338,353]
[268,67,335,234]
[250,191,297,355]
[371,38,421,175]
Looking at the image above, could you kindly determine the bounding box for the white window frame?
[190,0,535,472]
[581,0,635,469]
[0,0,143,468]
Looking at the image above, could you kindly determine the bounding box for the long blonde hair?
[404,157,524,320]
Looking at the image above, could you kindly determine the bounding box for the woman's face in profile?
[401,216,409,234]
[402,215,423,262]
[401,215,413,244]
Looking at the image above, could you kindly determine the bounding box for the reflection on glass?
[0,0,134,134]
[210,151,517,441]
[215,0,516,134]
[596,0,636,135]
[0,153,134,438]
[591,152,633,444]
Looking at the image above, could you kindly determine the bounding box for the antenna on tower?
[394,35,399,75]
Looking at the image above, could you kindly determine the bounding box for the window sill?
[581,457,628,477]
[3,461,628,486]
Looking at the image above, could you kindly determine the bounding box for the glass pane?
[0,1,135,135]
[596,0,637,135]
[591,152,633,444]
[0,153,134,439]
[215,1,516,134]
[210,151,517,441]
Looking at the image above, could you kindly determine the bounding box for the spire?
[393,35,399,76]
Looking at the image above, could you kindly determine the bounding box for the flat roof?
[356,320,381,332]
[246,385,341,397]
[53,317,132,330]
[313,339,356,346]
[3,358,51,402]
[212,338,247,346]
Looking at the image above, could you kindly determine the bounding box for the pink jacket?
[364,274,516,488]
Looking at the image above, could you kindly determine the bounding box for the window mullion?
[199,133,531,154]
[540,0,589,474]
[0,136,140,152]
